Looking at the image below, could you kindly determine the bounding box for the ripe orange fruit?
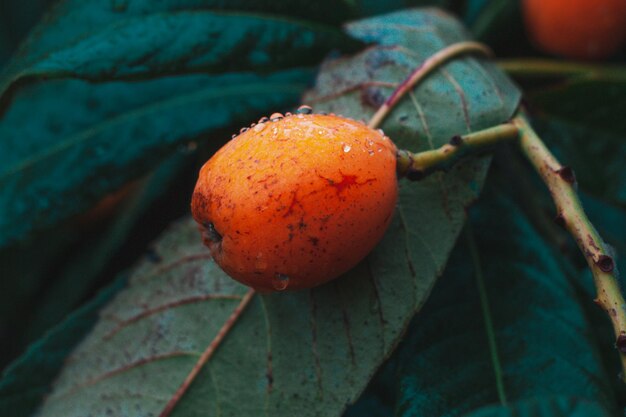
[523,0,626,60]
[191,109,398,291]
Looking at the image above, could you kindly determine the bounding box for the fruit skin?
[523,0,626,60]
[191,113,398,292]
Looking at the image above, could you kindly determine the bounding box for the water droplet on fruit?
[296,105,313,114]
[270,112,284,121]
[272,273,290,291]
[258,116,269,123]
[240,127,249,134]
[254,123,266,132]
[343,144,352,153]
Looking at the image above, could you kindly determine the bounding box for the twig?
[159,288,256,417]
[513,114,626,380]
[367,41,492,129]
[396,122,520,179]
[370,39,626,380]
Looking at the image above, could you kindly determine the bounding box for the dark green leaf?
[0,0,56,68]
[390,174,616,416]
[0,12,346,94]
[462,396,612,417]
[23,153,188,342]
[530,78,626,137]
[526,74,626,206]
[30,9,521,417]
[0,226,79,369]
[465,0,522,47]
[0,1,357,104]
[0,69,313,248]
[0,277,127,417]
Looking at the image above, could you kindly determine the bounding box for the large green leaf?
[0,0,356,103]
[0,69,313,248]
[388,174,616,416]
[27,9,520,417]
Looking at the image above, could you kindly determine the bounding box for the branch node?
[449,135,463,146]
[617,334,626,353]
[556,166,577,184]
[596,255,615,273]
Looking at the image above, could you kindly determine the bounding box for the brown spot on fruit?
[191,113,398,291]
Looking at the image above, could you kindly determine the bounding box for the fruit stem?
[497,58,626,80]
[367,41,493,129]
[513,113,626,382]
[396,122,520,179]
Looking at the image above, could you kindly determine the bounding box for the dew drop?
[272,273,290,291]
[343,144,352,153]
[270,112,284,121]
[296,105,313,114]
[254,123,266,132]
[240,127,249,134]
[285,112,292,117]
[258,116,269,123]
[368,149,375,156]
[231,134,237,139]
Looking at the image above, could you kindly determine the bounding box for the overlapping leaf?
[385,175,616,416]
[29,8,521,417]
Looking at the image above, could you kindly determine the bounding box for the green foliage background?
[1,0,625,416]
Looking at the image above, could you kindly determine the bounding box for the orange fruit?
[191,109,398,291]
[523,0,626,60]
